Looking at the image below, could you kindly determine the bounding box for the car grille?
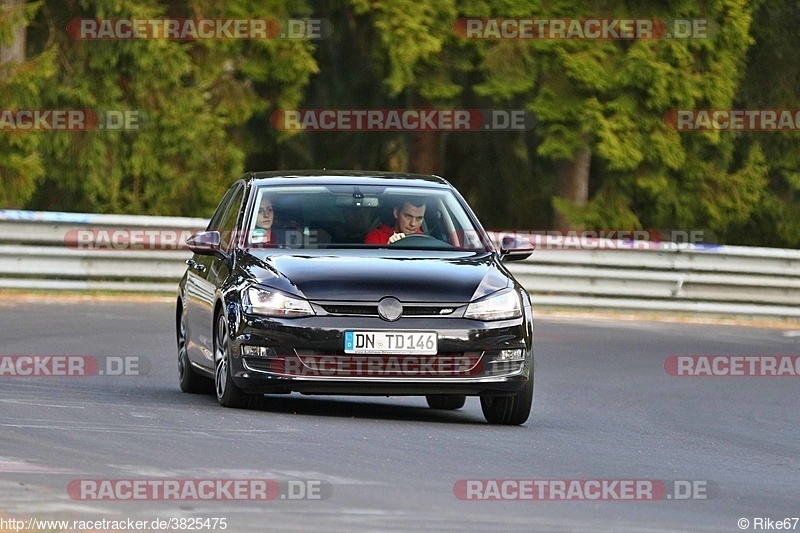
[319,304,377,315]
[318,304,458,317]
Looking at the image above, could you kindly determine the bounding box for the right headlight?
[245,287,314,317]
[464,289,521,321]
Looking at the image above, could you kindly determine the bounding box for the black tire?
[177,306,213,394]
[480,379,533,425]
[214,311,255,408]
[426,394,466,410]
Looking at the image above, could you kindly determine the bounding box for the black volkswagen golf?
[176,171,535,424]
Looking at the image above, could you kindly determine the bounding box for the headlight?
[464,289,521,321]
[246,287,314,317]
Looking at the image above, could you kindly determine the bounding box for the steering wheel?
[388,233,453,249]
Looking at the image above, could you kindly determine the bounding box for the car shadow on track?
[175,390,494,425]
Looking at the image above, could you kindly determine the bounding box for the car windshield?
[247,184,492,251]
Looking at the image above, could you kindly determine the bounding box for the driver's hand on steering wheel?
[388,232,406,244]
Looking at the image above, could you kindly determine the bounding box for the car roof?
[245,170,451,188]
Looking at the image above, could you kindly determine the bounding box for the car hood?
[241,250,510,303]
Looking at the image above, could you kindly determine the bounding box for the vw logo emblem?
[377,297,403,321]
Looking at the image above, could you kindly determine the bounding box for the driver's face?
[393,203,426,234]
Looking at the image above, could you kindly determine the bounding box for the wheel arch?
[213,290,243,349]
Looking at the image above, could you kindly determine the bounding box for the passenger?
[253,197,279,246]
[364,199,426,244]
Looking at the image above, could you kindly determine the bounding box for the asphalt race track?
[1,299,798,532]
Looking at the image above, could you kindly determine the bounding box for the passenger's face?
[257,199,274,229]
[394,203,425,234]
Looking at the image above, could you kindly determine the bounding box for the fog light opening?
[241,345,277,358]
[497,348,524,361]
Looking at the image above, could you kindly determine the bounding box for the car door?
[185,184,241,370]
[200,182,246,342]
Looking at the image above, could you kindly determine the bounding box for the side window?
[219,184,245,251]
[207,186,237,232]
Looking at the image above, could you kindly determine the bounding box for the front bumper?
[229,313,533,396]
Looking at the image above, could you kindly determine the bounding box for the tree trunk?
[407,129,442,175]
[553,142,591,229]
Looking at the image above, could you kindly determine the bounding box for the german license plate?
[344,331,438,355]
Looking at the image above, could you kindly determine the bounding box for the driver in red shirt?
[364,199,426,244]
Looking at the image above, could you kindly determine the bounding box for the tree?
[349,0,459,175]
[315,1,770,240]
[728,0,800,247]
[465,1,766,237]
[23,0,317,216]
[3,0,795,248]
[0,0,55,208]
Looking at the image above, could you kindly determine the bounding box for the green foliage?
[0,2,55,208]
[350,0,458,98]
[444,0,778,241]
[0,0,796,247]
[18,0,317,216]
[729,0,800,247]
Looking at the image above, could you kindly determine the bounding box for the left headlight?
[464,289,521,321]
[245,287,315,317]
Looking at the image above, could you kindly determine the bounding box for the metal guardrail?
[509,248,800,319]
[1,210,798,319]
[0,210,204,294]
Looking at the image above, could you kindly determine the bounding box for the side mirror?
[500,235,534,262]
[186,231,222,256]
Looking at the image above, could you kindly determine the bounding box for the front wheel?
[214,312,255,408]
[480,379,533,425]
